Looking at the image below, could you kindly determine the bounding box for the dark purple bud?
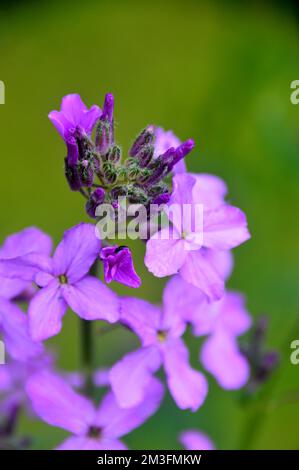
[102,93,114,123]
[79,159,94,187]
[168,139,195,171]
[108,145,121,164]
[129,126,155,157]
[95,119,112,155]
[142,159,168,187]
[102,161,118,184]
[66,137,79,166]
[64,158,81,191]
[151,192,171,205]
[110,185,127,200]
[136,144,154,168]
[85,188,106,218]
[262,351,280,372]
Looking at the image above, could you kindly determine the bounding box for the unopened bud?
[64,158,81,191]
[136,144,154,168]
[85,188,106,218]
[129,126,155,157]
[79,159,94,187]
[108,145,121,164]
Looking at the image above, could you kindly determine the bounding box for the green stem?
[238,315,299,449]
[80,318,94,398]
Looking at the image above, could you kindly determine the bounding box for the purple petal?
[203,205,250,250]
[120,297,161,344]
[0,252,52,282]
[192,173,227,210]
[180,430,215,450]
[215,291,252,336]
[154,127,181,158]
[57,437,127,450]
[163,338,208,411]
[29,280,67,341]
[0,276,28,300]
[145,228,187,278]
[168,174,198,234]
[109,346,162,408]
[180,250,224,300]
[203,249,234,281]
[93,368,110,388]
[52,223,101,283]
[0,227,52,259]
[26,371,95,435]
[100,245,141,288]
[0,299,44,361]
[200,332,250,389]
[95,377,164,439]
[62,276,119,323]
[163,275,207,326]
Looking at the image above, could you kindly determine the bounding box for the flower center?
[88,426,102,439]
[58,274,68,284]
[157,330,168,342]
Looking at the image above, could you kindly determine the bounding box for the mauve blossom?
[0,224,119,341]
[48,94,101,165]
[154,127,186,174]
[165,275,251,389]
[0,353,53,418]
[109,294,208,411]
[180,430,215,450]
[100,245,141,288]
[0,228,51,361]
[145,173,250,300]
[26,371,164,450]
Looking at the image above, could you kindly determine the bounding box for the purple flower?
[49,94,101,165]
[0,228,51,361]
[154,127,186,174]
[0,223,119,341]
[179,430,215,450]
[145,173,250,300]
[165,275,251,389]
[26,371,164,450]
[0,353,54,418]
[109,294,208,411]
[100,245,141,288]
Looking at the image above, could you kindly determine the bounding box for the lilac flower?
[100,245,141,288]
[26,371,164,450]
[145,173,250,300]
[165,275,251,389]
[0,228,51,361]
[0,224,119,341]
[179,430,215,450]
[110,294,208,411]
[0,353,54,419]
[49,94,101,165]
[154,127,186,174]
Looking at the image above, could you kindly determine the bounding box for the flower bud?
[129,126,155,157]
[64,158,81,191]
[108,145,121,164]
[102,161,118,184]
[85,188,106,218]
[136,144,154,168]
[79,159,94,187]
[168,139,195,171]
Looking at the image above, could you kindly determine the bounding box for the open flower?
[26,371,164,450]
[0,223,119,341]
[179,430,215,450]
[49,94,101,166]
[165,275,251,389]
[100,245,141,288]
[110,293,208,411]
[145,173,250,300]
[0,227,51,361]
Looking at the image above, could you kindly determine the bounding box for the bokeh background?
[1,0,299,450]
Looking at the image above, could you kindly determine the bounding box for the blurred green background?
[1,0,299,450]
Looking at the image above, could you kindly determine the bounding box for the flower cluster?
[0,91,275,450]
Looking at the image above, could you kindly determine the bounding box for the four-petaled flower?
[0,223,119,341]
[26,371,164,450]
